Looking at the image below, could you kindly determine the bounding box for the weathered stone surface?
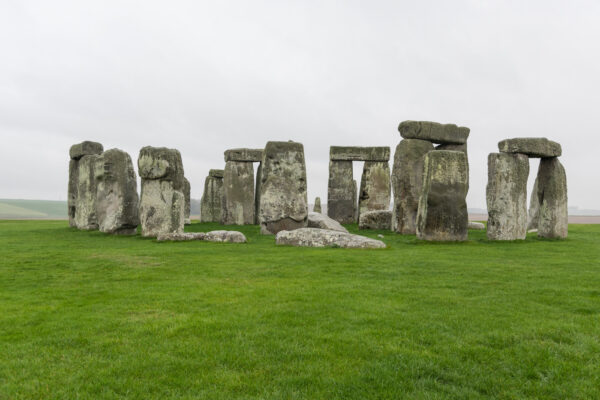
[200,173,224,223]
[183,177,191,225]
[209,169,224,178]
[276,228,386,249]
[327,160,355,224]
[352,179,358,222]
[73,154,101,230]
[498,138,562,158]
[358,161,391,220]
[416,151,469,241]
[254,163,262,224]
[222,161,255,225]
[259,141,308,234]
[392,139,434,234]
[157,232,206,241]
[224,148,263,162]
[468,221,486,230]
[330,146,390,161]
[359,210,392,230]
[69,141,103,160]
[486,153,529,240]
[68,159,79,227]
[313,197,322,213]
[94,149,139,235]
[399,121,470,144]
[139,180,185,237]
[137,146,185,190]
[156,230,247,243]
[536,158,568,238]
[307,212,348,233]
[527,177,540,230]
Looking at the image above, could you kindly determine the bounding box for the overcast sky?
[1,0,599,209]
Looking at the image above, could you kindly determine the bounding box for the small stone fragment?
[468,222,485,230]
[359,210,392,230]
[275,228,386,249]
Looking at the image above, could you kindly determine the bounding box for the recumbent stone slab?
[498,138,562,158]
[275,228,386,249]
[399,121,470,145]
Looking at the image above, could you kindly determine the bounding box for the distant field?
[1,220,599,399]
[0,199,67,219]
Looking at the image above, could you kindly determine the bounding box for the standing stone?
[486,153,529,240]
[255,162,262,224]
[94,149,139,235]
[358,161,391,220]
[259,141,308,234]
[436,142,469,191]
[68,141,103,227]
[392,139,434,234]
[200,169,224,223]
[313,197,322,213]
[352,179,358,223]
[183,177,191,225]
[527,177,540,230]
[536,158,568,238]
[73,154,102,230]
[138,147,185,237]
[399,121,470,144]
[327,160,355,224]
[416,151,469,241]
[222,161,255,225]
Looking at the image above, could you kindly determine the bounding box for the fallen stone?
[536,158,568,238]
[275,228,386,249]
[69,141,103,160]
[200,172,224,223]
[468,221,485,230]
[94,149,139,235]
[156,230,247,243]
[73,154,101,230]
[399,121,470,144]
[157,232,206,241]
[327,160,355,224]
[313,197,322,213]
[358,161,391,219]
[359,210,392,230]
[377,234,384,239]
[330,146,390,161]
[416,151,469,241]
[183,177,191,225]
[498,138,562,158]
[259,141,308,234]
[222,161,255,225]
[224,148,263,162]
[392,139,434,234]
[486,153,529,240]
[307,212,348,232]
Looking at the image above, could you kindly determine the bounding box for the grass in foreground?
[1,220,599,399]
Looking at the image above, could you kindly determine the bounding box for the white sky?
[1,0,599,209]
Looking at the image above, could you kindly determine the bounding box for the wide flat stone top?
[69,141,103,160]
[224,148,263,162]
[330,146,390,161]
[209,169,224,178]
[398,121,470,144]
[498,138,562,158]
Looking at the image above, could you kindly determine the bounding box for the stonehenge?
[486,138,567,240]
[68,141,104,230]
[222,148,263,225]
[327,146,390,224]
[258,141,308,235]
[200,169,224,223]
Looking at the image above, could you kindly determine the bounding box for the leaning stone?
[327,160,355,224]
[358,161,391,220]
[183,177,191,225]
[486,153,529,240]
[359,210,392,230]
[275,228,386,249]
[157,232,206,241]
[94,149,139,235]
[416,151,469,241]
[498,138,562,158]
[391,139,434,234]
[69,141,103,160]
[398,121,470,144]
[313,197,322,213]
[258,141,308,234]
[307,212,348,232]
[73,154,101,230]
[139,180,185,237]
[468,222,485,230]
[536,158,568,238]
[222,161,255,225]
[203,230,247,243]
[527,177,540,230]
[200,172,224,223]
[330,146,390,161]
[137,146,185,190]
[224,148,263,162]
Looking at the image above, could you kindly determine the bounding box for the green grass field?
[1,221,599,399]
[0,199,67,219]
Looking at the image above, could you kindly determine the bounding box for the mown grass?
[1,220,599,399]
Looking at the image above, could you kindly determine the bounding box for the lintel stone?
[224,148,263,162]
[329,146,390,161]
[498,138,562,158]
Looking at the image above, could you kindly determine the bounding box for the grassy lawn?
[1,220,599,399]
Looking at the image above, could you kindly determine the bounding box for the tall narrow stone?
[352,179,358,223]
[527,177,540,230]
[73,154,102,230]
[259,141,308,235]
[416,151,468,241]
[536,158,568,238]
[392,139,434,234]
[486,153,529,240]
[200,169,224,223]
[68,141,103,228]
[358,161,391,220]
[94,149,139,235]
[222,161,255,225]
[313,197,322,213]
[183,177,191,225]
[327,160,355,224]
[254,162,262,224]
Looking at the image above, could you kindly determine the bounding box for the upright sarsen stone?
[358,161,391,220]
[486,153,529,240]
[222,161,255,225]
[68,141,103,227]
[73,154,102,230]
[527,177,540,230]
[416,151,468,241]
[94,149,139,235]
[200,170,224,223]
[313,197,322,213]
[392,139,434,234]
[259,141,308,234]
[327,160,355,224]
[183,177,191,225]
[536,158,568,238]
